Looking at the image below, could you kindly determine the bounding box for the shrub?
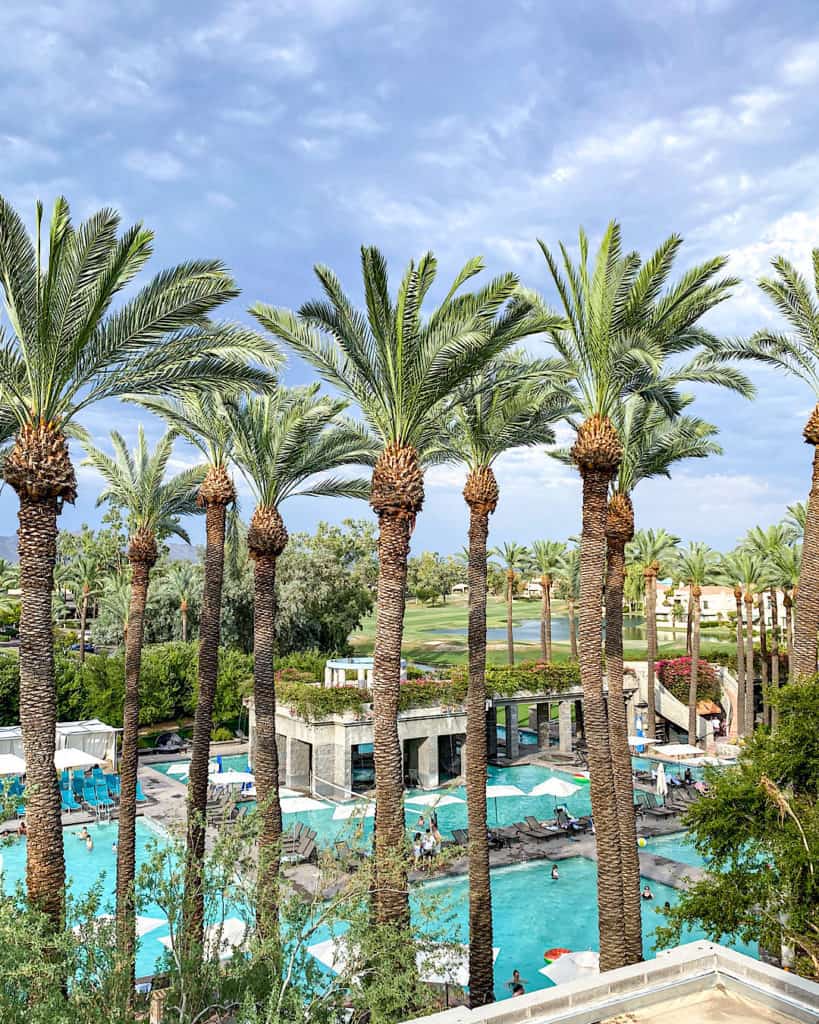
[656,657,721,704]
[278,682,369,720]
[210,726,234,742]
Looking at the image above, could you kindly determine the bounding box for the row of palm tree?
[4,194,819,1011]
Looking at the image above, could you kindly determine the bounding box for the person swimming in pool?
[76,826,90,841]
[85,835,94,852]
[551,864,559,880]
[506,969,527,991]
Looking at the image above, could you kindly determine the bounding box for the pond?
[427,615,646,643]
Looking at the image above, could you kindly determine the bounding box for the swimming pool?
[0,819,185,978]
[150,759,595,850]
[643,831,707,868]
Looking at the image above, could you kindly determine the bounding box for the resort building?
[655,582,788,626]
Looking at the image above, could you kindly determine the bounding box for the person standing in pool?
[506,969,527,992]
[551,864,559,880]
[85,835,94,852]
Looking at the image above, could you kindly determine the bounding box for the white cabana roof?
[651,743,705,758]
[55,747,102,769]
[0,726,23,758]
[0,753,26,776]
[56,720,116,762]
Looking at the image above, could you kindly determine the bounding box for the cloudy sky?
[1,0,818,555]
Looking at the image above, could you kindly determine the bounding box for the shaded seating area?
[282,823,318,864]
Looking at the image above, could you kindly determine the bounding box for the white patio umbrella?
[627,735,648,749]
[332,800,375,820]
[656,763,668,800]
[54,748,102,770]
[207,770,254,787]
[539,949,599,985]
[651,743,703,758]
[280,796,329,813]
[486,783,525,823]
[529,777,580,802]
[159,917,247,960]
[0,753,26,776]
[404,793,464,808]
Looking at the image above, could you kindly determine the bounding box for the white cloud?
[291,137,340,160]
[206,191,237,210]
[307,109,383,135]
[123,149,186,182]
[782,38,819,84]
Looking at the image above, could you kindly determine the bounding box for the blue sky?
[2,0,819,555]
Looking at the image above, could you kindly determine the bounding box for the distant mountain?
[0,536,200,564]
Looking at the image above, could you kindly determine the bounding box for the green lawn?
[349,595,735,667]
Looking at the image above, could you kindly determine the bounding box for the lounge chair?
[492,825,522,846]
[135,780,148,803]
[82,784,98,809]
[61,788,80,812]
[556,807,592,833]
[94,785,113,809]
[105,774,120,798]
[639,793,676,818]
[523,815,560,839]
[334,841,365,869]
[451,829,468,847]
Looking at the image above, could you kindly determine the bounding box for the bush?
[278,682,369,720]
[210,726,233,742]
[656,657,721,704]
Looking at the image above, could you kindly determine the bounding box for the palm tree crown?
[627,528,680,575]
[490,542,531,575]
[531,539,568,580]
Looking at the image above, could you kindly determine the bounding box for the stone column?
[417,736,439,789]
[536,703,551,749]
[558,701,573,753]
[285,737,311,790]
[507,702,520,760]
[324,665,332,687]
[486,704,498,762]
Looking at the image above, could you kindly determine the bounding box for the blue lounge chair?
[105,773,120,798]
[135,780,147,803]
[82,784,98,809]
[60,770,70,789]
[61,789,80,812]
[72,770,85,798]
[95,785,112,809]
[8,778,23,798]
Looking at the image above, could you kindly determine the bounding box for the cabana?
[0,727,23,758]
[56,720,117,764]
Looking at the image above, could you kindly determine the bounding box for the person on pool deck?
[551,864,559,880]
[431,821,443,849]
[412,833,422,863]
[684,767,693,785]
[16,819,26,837]
[430,811,438,829]
[421,828,436,858]
[642,885,654,900]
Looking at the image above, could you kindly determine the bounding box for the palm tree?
[771,541,801,664]
[159,561,201,642]
[225,386,375,940]
[602,398,720,962]
[555,544,580,659]
[725,255,819,677]
[743,525,792,725]
[534,221,748,968]
[97,575,131,644]
[57,552,101,661]
[489,542,531,666]
[627,528,680,737]
[0,558,19,592]
[0,195,275,929]
[135,392,250,961]
[718,551,750,739]
[531,540,568,663]
[674,543,720,744]
[83,428,204,993]
[785,501,806,542]
[443,354,565,1005]
[252,247,530,928]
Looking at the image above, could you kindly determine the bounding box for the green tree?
[225,385,375,941]
[771,541,801,661]
[0,194,274,934]
[489,542,531,666]
[534,220,749,969]
[83,427,204,998]
[531,540,568,663]
[675,542,721,744]
[158,560,201,643]
[57,551,101,661]
[627,528,680,736]
[555,543,580,659]
[253,247,533,932]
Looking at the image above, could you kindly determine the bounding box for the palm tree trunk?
[252,552,283,939]
[793,443,819,677]
[181,600,188,643]
[539,575,548,661]
[744,594,755,735]
[184,491,229,958]
[506,570,515,666]
[686,590,693,656]
[643,568,658,738]
[372,509,413,927]
[784,592,794,676]
[688,586,701,746]
[16,496,65,929]
[758,594,769,726]
[568,596,578,659]
[79,590,88,664]
[734,590,745,739]
[770,587,780,729]
[117,548,154,997]
[605,502,642,965]
[578,465,626,970]
[464,469,497,1007]
[544,578,553,662]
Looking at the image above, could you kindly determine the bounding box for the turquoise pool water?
[151,759,595,850]
[644,831,707,868]
[0,819,184,978]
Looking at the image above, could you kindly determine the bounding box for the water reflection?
[427,614,646,643]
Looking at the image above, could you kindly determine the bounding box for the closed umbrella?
[655,763,668,801]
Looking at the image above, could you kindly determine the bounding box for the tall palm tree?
[602,397,720,962]
[743,525,791,725]
[135,391,251,961]
[98,575,131,644]
[0,195,275,929]
[556,544,580,659]
[225,386,375,940]
[718,551,750,739]
[83,428,204,994]
[531,540,568,663]
[443,354,565,1005]
[57,551,101,661]
[725,255,819,677]
[252,247,530,928]
[489,542,531,666]
[626,528,680,736]
[159,561,201,643]
[674,543,720,744]
[534,221,748,968]
[771,541,801,664]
